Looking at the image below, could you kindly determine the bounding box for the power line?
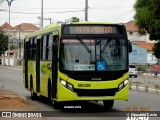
[1,9,84,14]
[0,6,84,10]
[111,10,134,22]
[89,7,134,10]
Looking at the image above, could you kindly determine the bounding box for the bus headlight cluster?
[60,80,74,91]
[118,79,129,91]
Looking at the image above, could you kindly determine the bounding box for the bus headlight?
[67,83,74,91]
[60,80,67,86]
[60,80,74,92]
[118,79,129,91]
[124,79,129,86]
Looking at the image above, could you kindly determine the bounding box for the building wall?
[127,31,147,42]
[2,56,15,66]
[127,31,156,43]
[129,44,147,64]
[147,51,157,64]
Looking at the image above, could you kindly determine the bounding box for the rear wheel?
[103,100,114,109]
[48,81,52,104]
[30,84,37,100]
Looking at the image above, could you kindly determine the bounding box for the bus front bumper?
[57,83,129,102]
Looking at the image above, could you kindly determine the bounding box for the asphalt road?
[0,66,160,120]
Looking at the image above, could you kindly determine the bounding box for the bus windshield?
[59,38,128,71]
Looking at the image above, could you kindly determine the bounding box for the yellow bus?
[23,22,132,109]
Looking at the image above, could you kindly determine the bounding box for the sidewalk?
[138,71,160,77]
[0,88,33,110]
[0,65,22,71]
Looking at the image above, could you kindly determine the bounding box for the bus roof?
[24,22,123,39]
[24,23,59,39]
[70,22,116,25]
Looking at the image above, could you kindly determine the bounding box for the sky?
[0,0,136,27]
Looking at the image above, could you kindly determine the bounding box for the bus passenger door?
[52,35,58,98]
[36,38,40,92]
[24,40,29,88]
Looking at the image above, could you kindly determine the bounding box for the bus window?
[32,38,37,60]
[41,35,47,60]
[28,39,33,59]
[46,34,53,60]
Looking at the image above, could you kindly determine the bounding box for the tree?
[70,17,80,22]
[10,45,16,50]
[0,29,8,56]
[134,0,160,58]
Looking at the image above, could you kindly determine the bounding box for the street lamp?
[6,0,14,66]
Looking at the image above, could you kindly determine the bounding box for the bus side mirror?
[129,41,132,53]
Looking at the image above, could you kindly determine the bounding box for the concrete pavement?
[0,65,160,95]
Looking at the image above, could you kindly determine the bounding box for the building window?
[129,32,133,35]
[132,50,137,55]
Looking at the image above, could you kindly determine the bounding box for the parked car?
[129,64,138,78]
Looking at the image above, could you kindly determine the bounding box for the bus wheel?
[103,100,114,109]
[30,84,37,100]
[52,101,60,109]
[48,85,52,104]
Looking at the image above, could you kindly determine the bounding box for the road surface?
[0,66,160,120]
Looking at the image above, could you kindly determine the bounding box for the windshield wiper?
[77,37,91,53]
[100,39,111,53]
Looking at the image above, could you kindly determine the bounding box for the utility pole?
[6,0,14,66]
[41,0,43,27]
[19,26,21,62]
[37,16,52,26]
[85,0,88,21]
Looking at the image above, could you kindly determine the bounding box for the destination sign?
[63,25,119,34]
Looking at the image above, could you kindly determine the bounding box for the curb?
[139,73,160,77]
[0,65,22,71]
[130,85,160,94]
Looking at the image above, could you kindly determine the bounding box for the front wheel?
[52,101,61,109]
[103,100,114,109]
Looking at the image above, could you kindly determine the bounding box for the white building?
[124,20,156,43]
[0,22,39,66]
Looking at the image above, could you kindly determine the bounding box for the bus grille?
[74,88,118,97]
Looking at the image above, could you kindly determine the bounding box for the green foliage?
[0,29,8,56]
[134,0,160,58]
[10,45,16,50]
[153,41,160,58]
[134,0,160,40]
[70,17,80,22]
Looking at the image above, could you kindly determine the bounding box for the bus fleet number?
[78,84,91,87]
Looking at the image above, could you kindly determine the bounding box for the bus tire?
[52,101,60,109]
[103,100,114,109]
[30,80,37,100]
[48,80,52,104]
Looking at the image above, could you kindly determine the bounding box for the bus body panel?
[57,80,129,101]
[23,22,130,107]
[27,61,36,91]
[57,71,129,101]
[39,61,52,97]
